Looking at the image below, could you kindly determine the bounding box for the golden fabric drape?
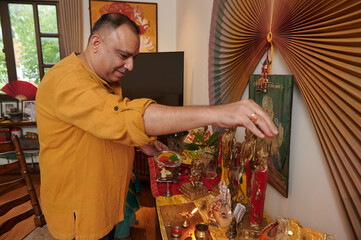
[58,0,83,57]
[209,0,361,238]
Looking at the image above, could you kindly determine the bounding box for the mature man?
[36,13,277,240]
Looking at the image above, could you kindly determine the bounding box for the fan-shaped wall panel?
[209,0,361,237]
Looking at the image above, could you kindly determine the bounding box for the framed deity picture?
[89,0,158,52]
[249,75,294,197]
[1,101,18,117]
[22,100,36,121]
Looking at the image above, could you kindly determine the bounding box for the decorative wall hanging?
[209,0,361,237]
[249,74,294,197]
[89,0,158,52]
[1,80,37,100]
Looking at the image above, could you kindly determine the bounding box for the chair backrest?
[0,135,45,236]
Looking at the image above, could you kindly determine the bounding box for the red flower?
[99,3,149,35]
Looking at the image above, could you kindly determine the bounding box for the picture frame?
[89,0,158,52]
[249,75,294,197]
[22,100,36,121]
[1,101,18,117]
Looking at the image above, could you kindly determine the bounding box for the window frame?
[0,0,64,83]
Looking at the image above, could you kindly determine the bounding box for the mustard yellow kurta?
[36,53,156,240]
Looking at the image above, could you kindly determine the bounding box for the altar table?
[150,156,273,239]
[156,194,273,240]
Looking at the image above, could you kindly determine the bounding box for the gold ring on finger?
[250,113,259,123]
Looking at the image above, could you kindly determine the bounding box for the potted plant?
[184,127,221,180]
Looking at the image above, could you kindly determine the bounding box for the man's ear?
[89,34,102,53]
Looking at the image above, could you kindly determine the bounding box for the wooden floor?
[0,166,161,240]
[128,180,161,240]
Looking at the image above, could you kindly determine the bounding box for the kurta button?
[114,106,118,111]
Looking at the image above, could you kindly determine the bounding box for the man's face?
[94,25,140,83]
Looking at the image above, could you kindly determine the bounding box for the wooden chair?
[0,135,48,238]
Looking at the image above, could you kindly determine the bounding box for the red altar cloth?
[148,157,221,198]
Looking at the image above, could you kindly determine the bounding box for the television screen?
[119,52,184,106]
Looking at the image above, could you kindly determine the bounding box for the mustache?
[116,68,128,74]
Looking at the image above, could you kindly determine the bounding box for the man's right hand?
[210,99,278,138]
[143,99,278,139]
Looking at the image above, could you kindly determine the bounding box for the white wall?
[82,0,177,52]
[176,1,213,106]
[176,1,354,239]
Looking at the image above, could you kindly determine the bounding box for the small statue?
[240,129,257,198]
[208,181,229,226]
[215,181,232,215]
[220,127,237,186]
[189,158,205,187]
[229,141,245,203]
[209,181,235,228]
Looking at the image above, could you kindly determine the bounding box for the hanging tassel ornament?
[257,0,274,94]
[257,47,271,93]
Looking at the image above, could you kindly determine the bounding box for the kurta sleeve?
[53,71,156,146]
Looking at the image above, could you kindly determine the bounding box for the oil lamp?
[181,207,198,228]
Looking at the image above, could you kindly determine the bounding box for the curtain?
[58,0,83,57]
[209,0,361,238]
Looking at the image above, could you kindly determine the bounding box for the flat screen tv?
[119,52,184,106]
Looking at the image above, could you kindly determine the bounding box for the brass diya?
[181,208,198,228]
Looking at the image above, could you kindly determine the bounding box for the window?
[0,0,63,87]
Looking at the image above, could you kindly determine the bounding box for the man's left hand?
[139,140,168,156]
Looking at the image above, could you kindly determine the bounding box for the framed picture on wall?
[89,0,158,52]
[249,75,294,197]
[1,101,18,117]
[22,100,36,121]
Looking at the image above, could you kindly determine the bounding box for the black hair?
[89,13,140,42]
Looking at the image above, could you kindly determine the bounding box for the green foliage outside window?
[0,4,59,84]
[9,4,39,82]
[0,22,8,84]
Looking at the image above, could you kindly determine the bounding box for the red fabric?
[148,157,221,198]
[148,156,161,197]
[250,168,268,225]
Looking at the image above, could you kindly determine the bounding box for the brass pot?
[194,222,210,240]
